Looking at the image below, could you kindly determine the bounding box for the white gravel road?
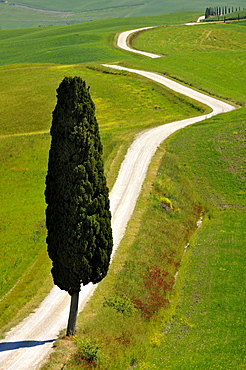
[116,27,161,58]
[0,24,235,370]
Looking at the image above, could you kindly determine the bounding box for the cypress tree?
[205,7,210,18]
[45,76,113,336]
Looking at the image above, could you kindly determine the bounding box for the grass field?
[0,9,245,369]
[1,0,246,30]
[140,108,246,369]
[129,21,246,105]
[0,38,206,334]
[0,2,201,30]
[0,12,201,66]
[37,18,246,370]
[41,110,245,369]
[1,13,197,330]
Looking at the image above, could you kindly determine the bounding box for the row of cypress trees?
[205,6,243,18]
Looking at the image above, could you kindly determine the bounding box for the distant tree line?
[205,6,245,18]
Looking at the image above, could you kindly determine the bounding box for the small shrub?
[103,295,136,316]
[74,337,102,366]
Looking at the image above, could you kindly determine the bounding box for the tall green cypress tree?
[45,76,113,336]
[205,7,210,18]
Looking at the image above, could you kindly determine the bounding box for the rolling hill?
[1,0,246,29]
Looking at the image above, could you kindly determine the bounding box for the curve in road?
[117,27,161,58]
[0,23,235,370]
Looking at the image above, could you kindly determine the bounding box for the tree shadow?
[0,339,55,352]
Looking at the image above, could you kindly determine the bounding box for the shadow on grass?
[0,339,55,352]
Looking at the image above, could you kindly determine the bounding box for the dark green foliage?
[45,76,113,296]
[205,5,245,19]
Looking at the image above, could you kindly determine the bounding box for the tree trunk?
[66,292,79,336]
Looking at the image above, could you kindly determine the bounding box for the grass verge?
[142,107,245,369]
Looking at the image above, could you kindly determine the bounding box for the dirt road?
[0,25,235,370]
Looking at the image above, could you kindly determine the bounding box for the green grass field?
[1,0,246,30]
[37,18,246,370]
[42,110,245,370]
[0,8,245,370]
[129,21,246,105]
[0,12,201,66]
[0,21,207,333]
[142,108,246,369]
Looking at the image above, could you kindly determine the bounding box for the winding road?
[0,22,235,370]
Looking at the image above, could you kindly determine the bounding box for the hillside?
[1,0,246,29]
[0,12,204,337]
[40,19,245,369]
[0,8,245,370]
